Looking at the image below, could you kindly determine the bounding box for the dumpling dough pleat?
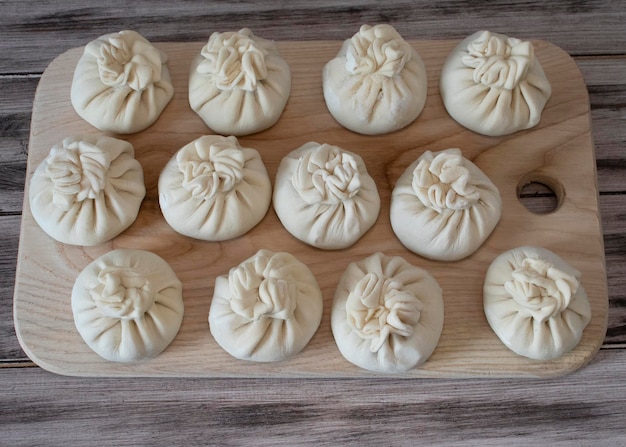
[273,141,380,249]
[323,24,427,135]
[158,135,271,241]
[440,30,552,136]
[71,30,174,134]
[483,246,591,360]
[209,249,323,362]
[189,28,291,136]
[29,135,145,246]
[332,252,444,373]
[72,249,184,362]
[390,148,501,261]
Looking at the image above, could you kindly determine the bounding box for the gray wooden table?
[1,1,625,445]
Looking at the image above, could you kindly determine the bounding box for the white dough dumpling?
[71,30,174,134]
[390,148,501,261]
[483,246,591,360]
[158,135,271,241]
[209,249,323,362]
[273,142,380,250]
[189,28,291,136]
[29,135,146,246]
[331,252,444,373]
[323,24,427,135]
[72,249,184,362]
[440,30,552,136]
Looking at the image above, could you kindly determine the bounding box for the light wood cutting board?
[14,39,608,378]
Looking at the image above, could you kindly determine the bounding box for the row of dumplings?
[31,133,591,371]
[29,134,501,261]
[72,245,591,373]
[70,25,552,138]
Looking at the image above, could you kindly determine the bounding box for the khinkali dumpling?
[29,135,146,246]
[331,252,444,373]
[71,30,174,134]
[483,246,591,360]
[158,135,271,241]
[273,142,380,249]
[440,30,552,136]
[72,249,184,362]
[189,28,291,136]
[390,148,501,261]
[209,249,323,362]
[323,24,427,135]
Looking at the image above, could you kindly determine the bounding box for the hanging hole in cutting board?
[517,174,565,215]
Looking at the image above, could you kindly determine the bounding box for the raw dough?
[209,249,323,362]
[323,24,427,135]
[158,135,271,241]
[71,30,174,134]
[483,246,591,360]
[440,30,552,136]
[72,249,184,362]
[331,252,444,373]
[29,135,145,246]
[390,148,501,261]
[273,142,380,249]
[189,28,291,136]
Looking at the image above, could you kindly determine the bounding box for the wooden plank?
[0,76,40,362]
[0,215,26,362]
[601,194,626,345]
[578,57,626,192]
[0,76,35,213]
[589,82,626,192]
[577,57,626,86]
[1,0,625,74]
[2,349,626,445]
[13,39,608,377]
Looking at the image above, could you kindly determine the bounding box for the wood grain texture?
[13,39,608,378]
[601,194,626,345]
[2,349,626,446]
[577,57,626,86]
[2,0,626,74]
[583,57,626,193]
[0,76,33,214]
[0,216,23,362]
[1,1,626,445]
